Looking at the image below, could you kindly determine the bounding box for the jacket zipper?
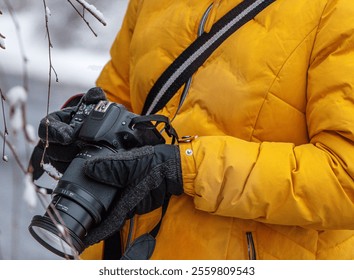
[198,3,214,36]
[246,232,257,260]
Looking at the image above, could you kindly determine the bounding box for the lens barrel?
[28,144,119,258]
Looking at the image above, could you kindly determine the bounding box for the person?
[33,0,354,260]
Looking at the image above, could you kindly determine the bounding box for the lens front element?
[29,215,84,259]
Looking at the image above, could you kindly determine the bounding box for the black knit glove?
[28,87,107,180]
[81,144,183,247]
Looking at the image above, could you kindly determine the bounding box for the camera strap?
[130,114,179,144]
[142,0,276,115]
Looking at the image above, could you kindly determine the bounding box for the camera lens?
[28,144,119,259]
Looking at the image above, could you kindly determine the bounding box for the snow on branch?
[42,163,63,180]
[75,0,106,26]
[67,0,106,36]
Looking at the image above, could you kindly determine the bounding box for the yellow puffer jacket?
[82,0,354,259]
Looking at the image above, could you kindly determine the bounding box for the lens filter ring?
[29,215,85,259]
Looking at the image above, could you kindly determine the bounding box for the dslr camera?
[28,97,168,259]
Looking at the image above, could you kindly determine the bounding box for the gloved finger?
[81,87,107,104]
[37,88,107,145]
[28,140,78,181]
[43,141,82,174]
[38,107,76,145]
[83,146,156,188]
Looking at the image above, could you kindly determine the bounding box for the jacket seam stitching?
[316,233,354,258]
[249,25,319,142]
[267,90,306,115]
[262,223,317,256]
[308,0,331,65]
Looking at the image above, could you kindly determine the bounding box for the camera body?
[29,100,165,259]
[73,100,165,150]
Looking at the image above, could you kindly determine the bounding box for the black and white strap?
[142,0,275,115]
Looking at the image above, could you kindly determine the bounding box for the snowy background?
[0,0,128,259]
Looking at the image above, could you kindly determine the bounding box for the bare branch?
[1,88,9,161]
[74,0,106,26]
[41,0,59,166]
[67,0,97,36]
[0,130,27,173]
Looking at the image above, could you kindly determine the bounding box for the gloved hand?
[81,144,183,247]
[28,87,107,181]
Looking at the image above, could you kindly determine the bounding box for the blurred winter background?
[0,0,128,259]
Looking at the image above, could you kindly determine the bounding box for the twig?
[74,0,106,26]
[41,0,59,165]
[0,32,5,50]
[43,0,59,112]
[0,88,8,161]
[0,130,27,173]
[67,0,97,36]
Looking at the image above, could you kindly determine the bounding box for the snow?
[23,174,37,208]
[42,163,62,180]
[76,0,107,26]
[25,123,36,142]
[45,6,51,17]
[9,105,22,132]
[6,86,27,133]
[6,85,26,132]
[6,85,27,105]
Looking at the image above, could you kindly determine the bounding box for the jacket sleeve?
[180,0,354,230]
[96,0,141,111]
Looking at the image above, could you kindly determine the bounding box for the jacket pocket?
[246,232,257,260]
